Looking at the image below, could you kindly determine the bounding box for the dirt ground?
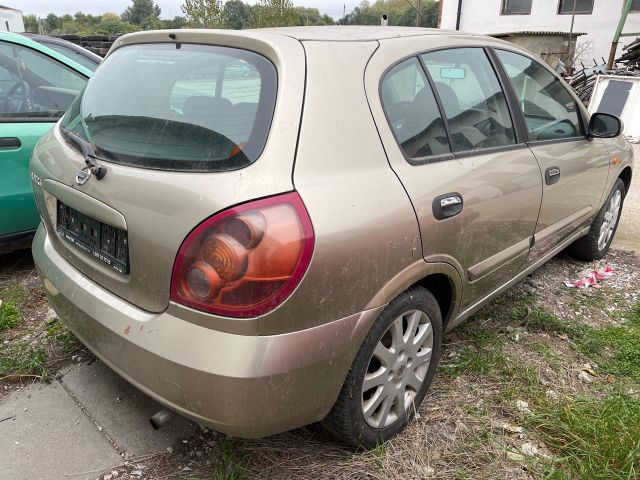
[2,245,639,480]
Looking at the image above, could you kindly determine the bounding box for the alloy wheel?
[598,189,622,251]
[361,309,433,428]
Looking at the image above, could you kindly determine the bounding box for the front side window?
[381,57,450,159]
[62,43,277,172]
[558,0,594,14]
[632,0,640,12]
[421,48,516,153]
[0,41,87,119]
[496,49,582,142]
[501,0,532,15]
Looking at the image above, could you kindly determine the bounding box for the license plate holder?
[56,201,129,274]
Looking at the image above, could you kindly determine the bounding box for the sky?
[14,0,361,20]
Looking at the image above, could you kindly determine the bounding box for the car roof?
[20,33,102,65]
[0,31,94,77]
[241,26,476,42]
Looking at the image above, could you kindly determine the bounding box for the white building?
[439,0,640,66]
[0,6,24,32]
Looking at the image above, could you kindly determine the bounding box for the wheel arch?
[619,166,632,196]
[364,260,462,329]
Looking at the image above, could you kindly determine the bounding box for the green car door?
[0,33,91,252]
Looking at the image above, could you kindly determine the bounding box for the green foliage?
[122,0,161,27]
[182,0,225,28]
[528,393,640,479]
[254,0,298,28]
[0,343,46,378]
[339,0,439,27]
[0,302,19,331]
[572,304,640,380]
[46,319,79,352]
[296,7,335,26]
[222,0,253,29]
[212,437,245,480]
[444,327,508,377]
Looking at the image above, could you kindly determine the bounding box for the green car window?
[0,41,87,118]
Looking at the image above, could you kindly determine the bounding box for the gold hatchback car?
[31,27,632,447]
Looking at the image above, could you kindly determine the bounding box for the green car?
[0,32,93,253]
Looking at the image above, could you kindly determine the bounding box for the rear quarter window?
[62,43,277,172]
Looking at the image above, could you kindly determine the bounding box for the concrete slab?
[612,144,640,253]
[0,381,122,480]
[60,361,198,457]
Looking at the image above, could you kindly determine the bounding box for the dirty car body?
[30,27,633,447]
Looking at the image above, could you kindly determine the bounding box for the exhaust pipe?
[150,408,175,430]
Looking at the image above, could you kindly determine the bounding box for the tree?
[122,0,161,28]
[254,0,298,28]
[181,0,225,28]
[23,14,39,32]
[296,7,334,26]
[223,0,254,29]
[338,0,439,27]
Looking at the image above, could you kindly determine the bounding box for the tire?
[568,178,625,261]
[322,286,443,448]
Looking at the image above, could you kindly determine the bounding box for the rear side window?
[495,49,581,142]
[62,43,277,172]
[421,48,516,153]
[381,58,450,159]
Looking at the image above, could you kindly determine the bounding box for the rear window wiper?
[61,126,108,180]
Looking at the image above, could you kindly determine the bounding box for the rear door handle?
[0,137,21,148]
[433,193,464,220]
[545,166,560,185]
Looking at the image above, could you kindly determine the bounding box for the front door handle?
[0,137,21,148]
[433,192,464,220]
[545,166,561,185]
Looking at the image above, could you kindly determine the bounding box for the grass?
[0,283,24,331]
[46,319,79,352]
[211,437,245,480]
[0,283,25,305]
[0,343,46,379]
[573,304,640,381]
[444,327,508,377]
[446,294,640,479]
[0,301,20,331]
[527,393,640,480]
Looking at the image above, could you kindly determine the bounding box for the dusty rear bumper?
[32,225,381,438]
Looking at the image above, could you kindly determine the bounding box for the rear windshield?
[61,43,277,172]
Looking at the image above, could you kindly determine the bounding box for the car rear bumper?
[32,225,381,438]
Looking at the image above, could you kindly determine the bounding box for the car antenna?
[168,33,181,49]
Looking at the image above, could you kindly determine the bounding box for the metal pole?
[608,0,634,69]
[567,0,577,66]
[456,0,463,30]
[416,0,421,27]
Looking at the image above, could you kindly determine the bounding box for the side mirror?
[588,112,622,138]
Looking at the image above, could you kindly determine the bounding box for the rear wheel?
[568,178,625,261]
[322,286,443,448]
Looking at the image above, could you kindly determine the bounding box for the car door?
[375,47,543,310]
[493,49,611,265]
[0,39,88,242]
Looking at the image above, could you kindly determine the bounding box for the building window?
[631,0,640,12]
[558,0,594,14]
[501,0,532,15]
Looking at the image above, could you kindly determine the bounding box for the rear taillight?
[170,192,314,318]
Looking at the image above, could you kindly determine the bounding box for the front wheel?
[568,178,625,261]
[322,286,443,448]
